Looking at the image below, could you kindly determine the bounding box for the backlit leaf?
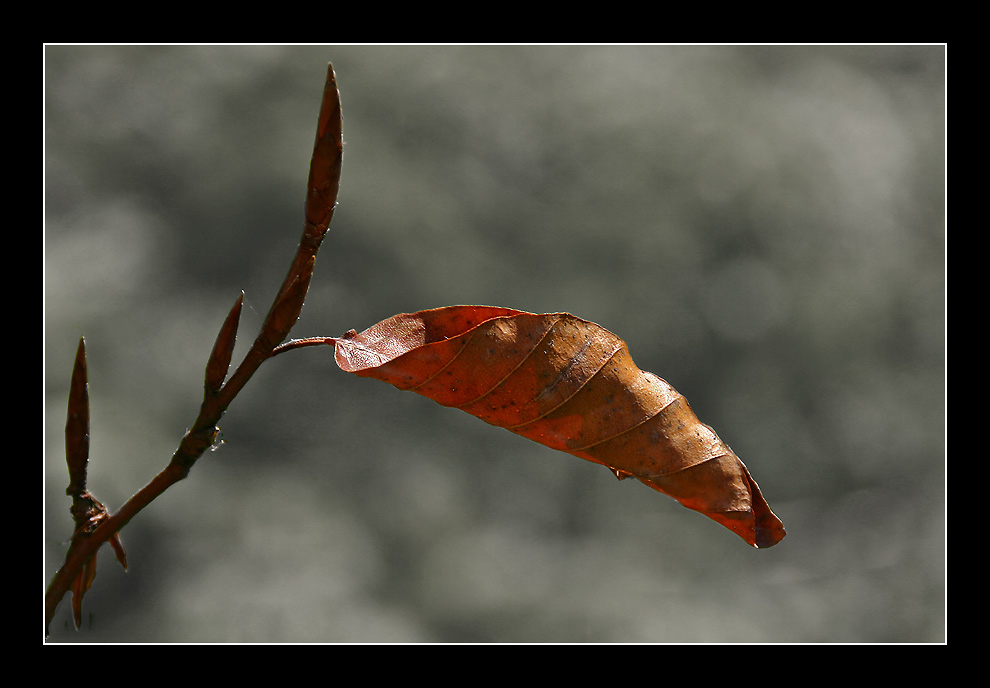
[333,305,785,548]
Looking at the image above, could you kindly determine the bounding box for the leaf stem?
[270,336,338,357]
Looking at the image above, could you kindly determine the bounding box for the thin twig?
[45,63,344,634]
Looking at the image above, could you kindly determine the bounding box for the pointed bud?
[204,292,244,395]
[65,337,90,496]
[109,532,128,571]
[304,63,344,244]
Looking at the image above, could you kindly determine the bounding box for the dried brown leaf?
[334,306,786,548]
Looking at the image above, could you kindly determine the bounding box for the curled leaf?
[333,306,785,548]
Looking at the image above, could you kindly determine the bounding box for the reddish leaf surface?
[333,306,785,548]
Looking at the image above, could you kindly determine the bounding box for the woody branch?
[45,63,343,633]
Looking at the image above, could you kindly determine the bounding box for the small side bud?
[204,292,244,395]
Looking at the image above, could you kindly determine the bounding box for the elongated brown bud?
[65,337,90,496]
[204,291,244,395]
[304,63,344,245]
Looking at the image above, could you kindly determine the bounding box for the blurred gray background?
[44,45,945,643]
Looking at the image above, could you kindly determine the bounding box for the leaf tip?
[753,517,786,549]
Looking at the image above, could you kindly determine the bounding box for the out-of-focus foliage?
[45,45,944,642]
